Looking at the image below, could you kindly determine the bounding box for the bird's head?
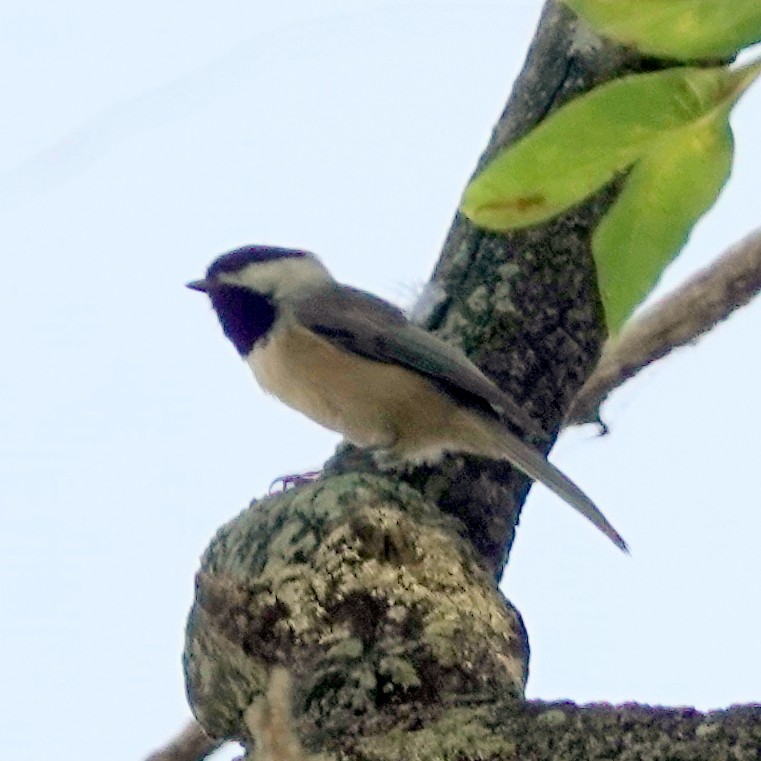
[187,245,333,355]
[187,244,332,299]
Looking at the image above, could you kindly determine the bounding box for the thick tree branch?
[328,0,673,577]
[149,701,761,761]
[340,701,761,761]
[184,476,529,750]
[182,476,761,760]
[567,227,761,425]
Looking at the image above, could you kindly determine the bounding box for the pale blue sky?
[1,2,759,759]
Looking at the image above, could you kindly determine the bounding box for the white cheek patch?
[218,256,332,298]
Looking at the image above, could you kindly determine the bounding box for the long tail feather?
[494,431,628,552]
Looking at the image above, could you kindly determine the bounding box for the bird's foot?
[269,470,321,495]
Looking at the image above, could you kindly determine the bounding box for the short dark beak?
[186,279,211,293]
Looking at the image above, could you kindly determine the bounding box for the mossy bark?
[185,476,529,747]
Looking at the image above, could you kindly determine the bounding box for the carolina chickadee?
[188,245,626,551]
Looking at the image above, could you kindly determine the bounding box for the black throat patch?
[208,284,277,356]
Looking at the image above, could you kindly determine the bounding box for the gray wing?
[294,284,548,439]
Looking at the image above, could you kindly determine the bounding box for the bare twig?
[144,720,223,761]
[567,228,761,425]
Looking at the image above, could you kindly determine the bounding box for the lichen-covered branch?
[342,701,761,761]
[152,701,761,761]
[184,476,528,756]
[567,227,761,425]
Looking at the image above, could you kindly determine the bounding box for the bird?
[188,245,627,551]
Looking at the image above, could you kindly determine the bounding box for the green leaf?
[594,117,734,334]
[460,63,758,232]
[564,0,761,60]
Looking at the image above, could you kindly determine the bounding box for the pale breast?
[247,321,397,448]
[246,319,489,459]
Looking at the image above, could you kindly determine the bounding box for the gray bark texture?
[182,1,760,758]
